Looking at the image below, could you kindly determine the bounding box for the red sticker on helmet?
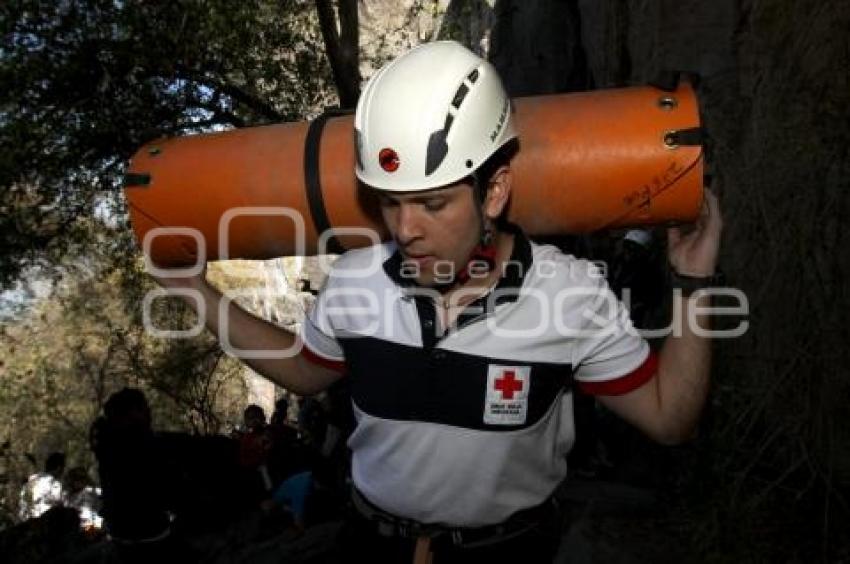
[379,148,400,172]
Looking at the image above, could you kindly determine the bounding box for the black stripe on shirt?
[340,336,573,432]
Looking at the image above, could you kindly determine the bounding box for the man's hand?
[667,188,723,277]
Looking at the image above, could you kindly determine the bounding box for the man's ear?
[483,165,512,220]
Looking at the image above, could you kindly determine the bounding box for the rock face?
[478,0,850,559]
[354,1,849,560]
[488,0,590,95]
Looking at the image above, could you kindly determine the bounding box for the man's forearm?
[599,188,722,444]
[655,292,713,443]
[185,280,338,395]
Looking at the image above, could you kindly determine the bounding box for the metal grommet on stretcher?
[657,95,678,111]
[664,130,681,149]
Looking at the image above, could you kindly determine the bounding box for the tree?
[315,0,361,108]
[0,0,349,524]
[0,0,338,289]
[0,246,252,519]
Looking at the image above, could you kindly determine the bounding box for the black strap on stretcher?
[304,108,353,255]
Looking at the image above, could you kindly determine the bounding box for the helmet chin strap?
[455,224,497,286]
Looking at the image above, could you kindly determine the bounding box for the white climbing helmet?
[354,40,517,192]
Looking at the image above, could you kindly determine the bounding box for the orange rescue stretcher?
[124,81,704,267]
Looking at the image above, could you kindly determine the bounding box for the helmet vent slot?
[443,113,454,133]
[451,83,470,109]
[467,68,479,83]
[425,129,449,176]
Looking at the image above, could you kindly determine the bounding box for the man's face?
[378,181,482,287]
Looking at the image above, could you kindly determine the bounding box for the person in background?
[96,388,172,545]
[18,451,65,521]
[63,466,104,532]
[235,404,275,498]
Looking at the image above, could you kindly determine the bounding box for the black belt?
[350,487,557,549]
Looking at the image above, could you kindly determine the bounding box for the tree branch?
[213,79,283,122]
[315,0,361,108]
[174,66,283,122]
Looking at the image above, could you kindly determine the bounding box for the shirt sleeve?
[570,276,654,396]
[299,272,346,372]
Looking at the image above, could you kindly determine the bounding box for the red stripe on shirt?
[300,344,346,373]
[577,351,658,396]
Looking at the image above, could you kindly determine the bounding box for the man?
[242,403,268,434]
[235,403,275,497]
[63,466,104,532]
[97,388,172,546]
[158,41,722,563]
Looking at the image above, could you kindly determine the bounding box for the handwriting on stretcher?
[622,160,686,210]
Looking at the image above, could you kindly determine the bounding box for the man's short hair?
[472,137,520,225]
[473,138,520,195]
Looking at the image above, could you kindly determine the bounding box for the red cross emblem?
[494,370,524,399]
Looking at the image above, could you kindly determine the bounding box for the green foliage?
[0,0,334,287]
[0,0,336,525]
[0,245,250,521]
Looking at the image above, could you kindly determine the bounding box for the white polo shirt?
[301,229,654,527]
